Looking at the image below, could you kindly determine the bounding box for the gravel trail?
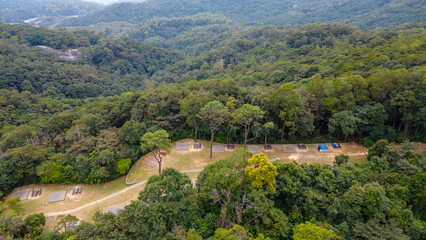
[44,169,204,216]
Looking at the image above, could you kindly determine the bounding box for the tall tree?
[328,110,360,142]
[391,90,416,138]
[225,97,238,145]
[140,130,171,174]
[263,122,276,144]
[270,84,302,144]
[180,91,212,142]
[199,100,228,158]
[233,104,264,150]
[305,74,328,129]
[279,107,299,144]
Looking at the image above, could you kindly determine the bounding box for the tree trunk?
[393,108,398,129]
[315,105,320,130]
[210,131,214,158]
[408,119,413,134]
[280,121,285,145]
[154,152,163,174]
[398,120,403,133]
[194,121,200,142]
[264,134,267,144]
[317,120,326,134]
[404,119,413,138]
[158,157,162,174]
[244,125,248,150]
[344,134,348,142]
[226,123,230,145]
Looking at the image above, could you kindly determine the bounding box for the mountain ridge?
[59,0,426,29]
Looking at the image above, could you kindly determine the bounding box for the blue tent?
[332,143,341,148]
[318,144,328,151]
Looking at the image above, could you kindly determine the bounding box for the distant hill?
[59,0,426,29]
[69,13,243,55]
[0,0,102,26]
[0,23,181,98]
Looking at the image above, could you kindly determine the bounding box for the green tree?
[245,153,278,194]
[367,139,390,161]
[225,97,238,145]
[119,120,145,146]
[208,224,252,240]
[119,168,199,238]
[279,107,299,144]
[293,221,339,240]
[391,90,417,138]
[233,104,264,150]
[167,227,203,240]
[323,75,369,112]
[354,104,387,141]
[141,130,171,174]
[0,209,24,238]
[353,219,409,240]
[116,158,132,175]
[334,154,349,166]
[263,122,276,144]
[196,150,251,227]
[305,74,328,128]
[24,213,46,236]
[180,91,212,142]
[328,110,360,142]
[270,83,302,143]
[75,221,99,239]
[199,100,228,158]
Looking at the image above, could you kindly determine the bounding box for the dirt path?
[44,169,204,216]
[40,142,369,217]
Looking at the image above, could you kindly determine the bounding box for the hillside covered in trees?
[69,13,244,56]
[59,0,426,29]
[0,23,181,98]
[0,21,424,191]
[0,3,425,238]
[0,0,102,27]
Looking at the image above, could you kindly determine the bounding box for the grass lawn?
[127,140,234,183]
[128,141,368,181]
[7,140,369,230]
[12,176,128,218]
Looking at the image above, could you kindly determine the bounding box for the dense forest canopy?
[0,21,424,197]
[68,13,244,55]
[0,22,182,98]
[0,1,425,238]
[0,0,102,26]
[59,0,426,29]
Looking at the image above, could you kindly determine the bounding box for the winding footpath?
[44,169,204,217]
